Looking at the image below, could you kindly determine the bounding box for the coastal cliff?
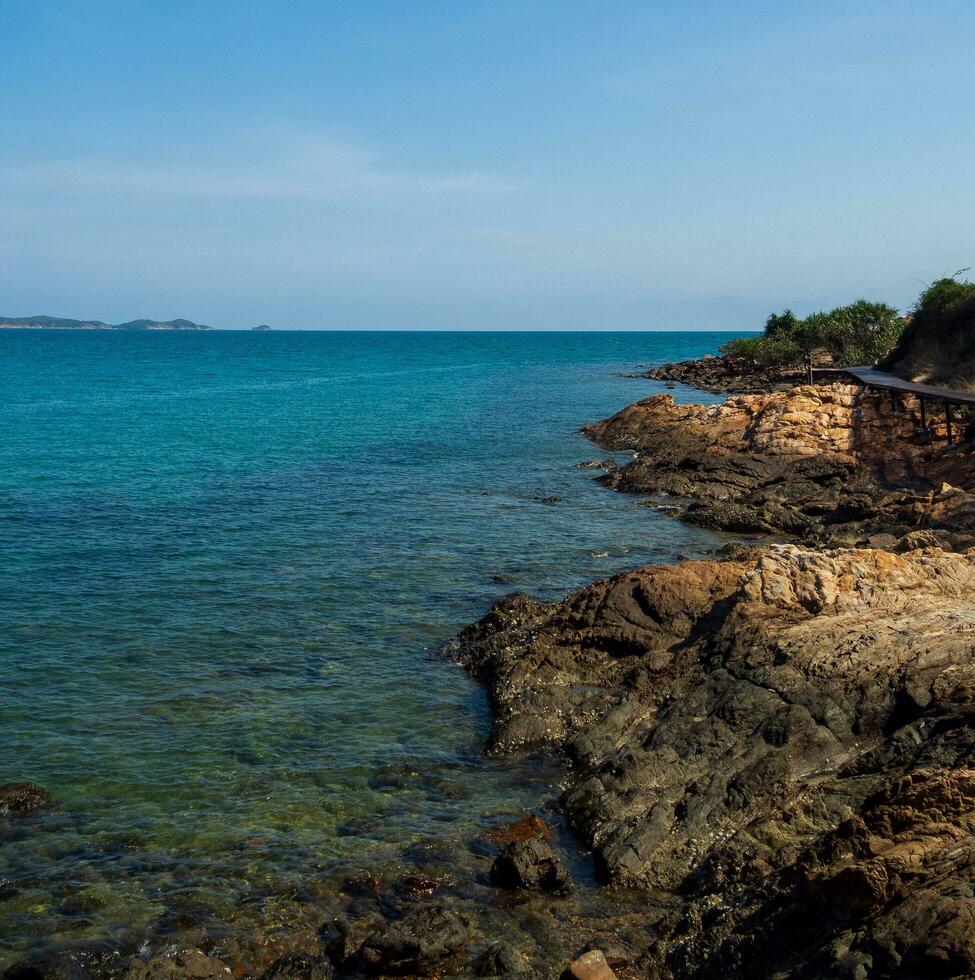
[452,375,975,977]
[585,383,975,548]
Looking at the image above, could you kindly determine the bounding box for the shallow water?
[0,330,738,964]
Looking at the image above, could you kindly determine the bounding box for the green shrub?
[721,299,904,370]
[764,309,799,337]
[796,300,903,366]
[719,334,804,368]
[881,277,975,388]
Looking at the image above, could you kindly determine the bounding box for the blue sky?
[2,1,973,330]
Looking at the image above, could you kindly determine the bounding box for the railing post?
[805,354,813,385]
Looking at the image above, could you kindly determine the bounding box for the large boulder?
[490,837,573,894]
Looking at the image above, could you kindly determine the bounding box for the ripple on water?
[0,330,737,964]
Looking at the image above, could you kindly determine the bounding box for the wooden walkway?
[814,365,975,444]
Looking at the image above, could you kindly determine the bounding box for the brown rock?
[562,950,617,980]
[480,815,551,846]
[582,385,975,547]
[457,543,975,975]
[0,781,50,815]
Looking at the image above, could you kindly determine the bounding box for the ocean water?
[0,330,739,965]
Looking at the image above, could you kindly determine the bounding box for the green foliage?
[720,334,804,368]
[795,300,903,366]
[764,309,798,337]
[881,276,975,388]
[720,299,904,369]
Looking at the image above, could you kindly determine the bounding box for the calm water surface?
[0,331,739,963]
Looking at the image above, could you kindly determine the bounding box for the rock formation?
[457,545,975,977]
[584,384,975,548]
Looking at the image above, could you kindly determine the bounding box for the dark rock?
[122,950,231,980]
[335,815,380,838]
[401,836,460,868]
[644,355,804,395]
[259,953,332,980]
[490,837,573,894]
[472,941,529,975]
[3,944,125,980]
[358,904,469,975]
[0,782,50,815]
[323,919,369,971]
[340,870,381,898]
[393,873,443,899]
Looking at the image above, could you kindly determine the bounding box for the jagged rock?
[458,544,975,976]
[472,941,530,975]
[259,953,332,980]
[0,782,50,815]
[491,837,573,894]
[358,904,469,975]
[582,386,975,546]
[123,949,232,980]
[644,356,803,394]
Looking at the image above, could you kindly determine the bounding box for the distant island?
[0,315,213,330]
[252,324,273,331]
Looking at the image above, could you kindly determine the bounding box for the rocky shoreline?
[7,360,975,979]
[451,364,975,977]
[642,355,805,395]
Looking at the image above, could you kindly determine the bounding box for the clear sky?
[2,1,973,330]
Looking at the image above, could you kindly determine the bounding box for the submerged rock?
[491,837,573,894]
[472,941,530,975]
[0,782,50,816]
[3,944,124,980]
[259,953,332,980]
[123,950,232,980]
[358,904,469,975]
[480,815,550,848]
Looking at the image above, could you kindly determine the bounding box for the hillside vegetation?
[720,299,905,369]
[880,277,975,391]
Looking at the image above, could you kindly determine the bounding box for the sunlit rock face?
[458,544,975,977]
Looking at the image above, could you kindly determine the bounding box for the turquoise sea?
[0,330,739,965]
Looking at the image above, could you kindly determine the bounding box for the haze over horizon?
[3,1,973,331]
